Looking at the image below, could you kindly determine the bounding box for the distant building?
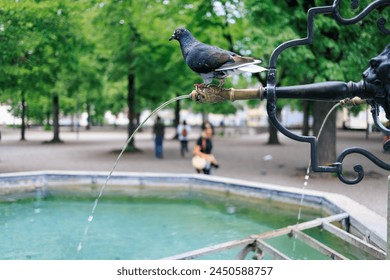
[0,104,21,125]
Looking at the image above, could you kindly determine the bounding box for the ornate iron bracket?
[266,0,390,184]
[191,1,389,184]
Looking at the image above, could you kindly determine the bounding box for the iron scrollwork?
[266,0,390,184]
[333,0,390,34]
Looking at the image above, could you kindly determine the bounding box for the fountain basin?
[0,171,386,259]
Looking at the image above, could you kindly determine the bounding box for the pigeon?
[169,27,267,88]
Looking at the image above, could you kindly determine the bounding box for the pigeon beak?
[169,35,174,41]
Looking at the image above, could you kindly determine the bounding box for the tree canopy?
[1,0,388,143]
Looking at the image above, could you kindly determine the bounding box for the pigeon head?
[169,27,191,42]
[169,27,199,59]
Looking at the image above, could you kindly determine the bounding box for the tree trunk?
[267,108,281,145]
[20,91,26,141]
[173,93,181,139]
[50,94,62,143]
[127,73,136,150]
[202,111,208,124]
[313,101,337,165]
[136,112,141,130]
[86,102,91,130]
[45,111,51,127]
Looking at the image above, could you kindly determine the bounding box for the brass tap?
[190,84,264,103]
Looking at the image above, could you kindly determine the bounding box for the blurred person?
[219,120,225,137]
[192,121,219,174]
[177,120,191,157]
[153,116,165,158]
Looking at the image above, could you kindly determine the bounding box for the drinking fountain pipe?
[272,80,375,101]
[190,79,387,117]
[190,85,264,103]
[190,81,370,103]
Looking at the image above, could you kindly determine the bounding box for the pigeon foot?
[193,84,207,102]
[217,79,225,90]
[193,84,228,103]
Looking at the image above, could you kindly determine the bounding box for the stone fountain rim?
[0,170,386,251]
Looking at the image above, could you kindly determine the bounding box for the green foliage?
[0,0,92,124]
[0,0,388,127]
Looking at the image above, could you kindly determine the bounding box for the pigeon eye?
[370,59,379,69]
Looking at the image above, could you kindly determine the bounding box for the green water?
[0,188,365,260]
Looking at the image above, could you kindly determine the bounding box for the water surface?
[0,188,338,260]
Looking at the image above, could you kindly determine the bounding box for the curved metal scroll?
[266,0,390,185]
[336,147,390,184]
[333,0,390,35]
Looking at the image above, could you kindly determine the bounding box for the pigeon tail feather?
[236,64,268,73]
[215,58,265,72]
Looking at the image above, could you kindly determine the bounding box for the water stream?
[292,102,340,256]
[77,94,191,253]
[77,93,341,257]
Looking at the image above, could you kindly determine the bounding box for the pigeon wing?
[186,43,235,74]
[216,56,263,71]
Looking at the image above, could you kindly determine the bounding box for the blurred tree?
[92,0,179,150]
[0,0,90,143]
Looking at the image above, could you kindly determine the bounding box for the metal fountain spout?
[190,79,384,107]
[190,85,263,103]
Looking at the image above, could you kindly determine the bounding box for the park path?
[0,126,389,217]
